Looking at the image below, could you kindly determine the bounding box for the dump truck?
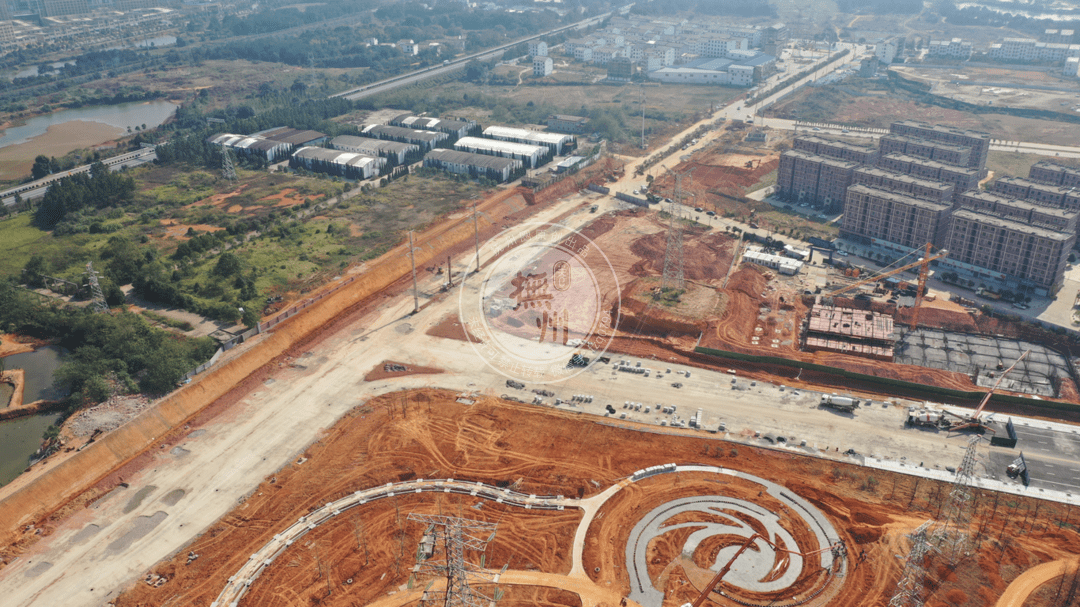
[820,394,859,412]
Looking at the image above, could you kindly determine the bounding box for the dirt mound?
[426,313,478,343]
[363,360,443,381]
[628,228,735,283]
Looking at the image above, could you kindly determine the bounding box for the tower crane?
[826,243,948,331]
[678,534,846,607]
[944,349,1030,433]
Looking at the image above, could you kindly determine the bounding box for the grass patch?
[747,169,778,193]
[140,310,195,331]
[0,214,48,277]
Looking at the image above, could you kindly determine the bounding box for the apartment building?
[777,150,859,211]
[926,38,972,60]
[888,121,990,171]
[956,190,1079,234]
[945,209,1074,293]
[875,37,903,64]
[1042,29,1076,44]
[841,185,953,251]
[529,41,547,57]
[878,153,981,194]
[792,135,878,165]
[852,167,955,203]
[991,176,1080,211]
[1029,160,1080,189]
[878,134,972,167]
[988,37,1080,64]
[533,56,553,77]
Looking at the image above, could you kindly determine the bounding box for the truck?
[820,394,859,412]
[975,287,1001,301]
[906,406,945,428]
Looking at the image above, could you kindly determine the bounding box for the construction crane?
[944,349,1030,433]
[826,243,948,330]
[679,534,845,607]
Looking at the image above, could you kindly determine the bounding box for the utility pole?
[409,231,419,313]
[640,85,646,150]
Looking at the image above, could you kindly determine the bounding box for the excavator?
[678,533,846,607]
[825,243,948,331]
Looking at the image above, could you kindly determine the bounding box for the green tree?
[31,155,52,180]
[213,252,242,277]
[241,306,260,329]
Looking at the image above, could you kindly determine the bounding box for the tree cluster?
[34,163,137,229]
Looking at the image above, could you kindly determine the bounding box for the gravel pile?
[68,394,153,437]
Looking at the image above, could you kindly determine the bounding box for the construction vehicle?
[826,243,947,330]
[907,405,946,428]
[942,350,1029,433]
[678,534,846,607]
[820,394,859,412]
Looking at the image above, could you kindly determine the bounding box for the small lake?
[0,346,69,488]
[0,100,177,149]
[12,61,75,79]
[107,35,177,51]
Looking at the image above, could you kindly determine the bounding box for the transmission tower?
[85,262,109,314]
[408,514,501,607]
[660,168,692,292]
[889,520,936,607]
[933,435,981,564]
[220,144,237,183]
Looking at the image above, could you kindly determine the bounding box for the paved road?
[333,10,618,102]
[0,148,157,208]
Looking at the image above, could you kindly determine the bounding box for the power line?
[408,514,501,607]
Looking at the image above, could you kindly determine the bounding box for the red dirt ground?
[112,390,1080,607]
[363,360,444,382]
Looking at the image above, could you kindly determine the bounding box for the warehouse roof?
[332,136,418,153]
[362,124,447,142]
[206,133,287,153]
[293,147,382,168]
[253,127,327,146]
[426,149,519,170]
[483,126,573,146]
[456,136,546,156]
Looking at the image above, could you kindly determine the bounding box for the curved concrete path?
[213,464,843,607]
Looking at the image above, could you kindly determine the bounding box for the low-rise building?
[454,137,547,169]
[875,37,903,64]
[397,39,419,55]
[331,136,419,165]
[482,126,574,155]
[529,40,547,57]
[206,133,293,162]
[253,127,329,148]
[926,38,972,60]
[290,147,386,180]
[988,37,1080,64]
[742,247,802,275]
[533,56,553,77]
[841,184,953,251]
[424,149,522,183]
[547,114,590,134]
[360,124,449,151]
[776,150,859,212]
[944,208,1074,294]
[852,167,955,203]
[792,135,878,165]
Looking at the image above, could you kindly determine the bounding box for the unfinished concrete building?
[852,167,955,203]
[944,209,1075,293]
[878,153,981,194]
[841,184,953,251]
[792,135,879,165]
[878,134,973,168]
[956,190,1079,235]
[1029,160,1080,189]
[776,150,859,211]
[803,304,896,360]
[888,121,991,172]
[991,176,1080,211]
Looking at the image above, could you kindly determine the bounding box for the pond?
[0,346,69,488]
[0,100,177,150]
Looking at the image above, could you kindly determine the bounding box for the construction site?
[108,390,1080,607]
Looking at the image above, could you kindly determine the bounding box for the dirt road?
[995,559,1079,607]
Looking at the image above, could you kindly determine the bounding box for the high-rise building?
[840,185,953,251]
[1028,160,1080,189]
[776,150,859,211]
[792,135,878,165]
[888,121,991,172]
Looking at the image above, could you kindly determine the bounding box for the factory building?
[454,137,548,169]
[792,135,878,165]
[330,136,420,165]
[776,150,859,211]
[482,126,574,155]
[840,185,953,251]
[388,115,478,140]
[852,167,955,203]
[547,114,590,134]
[252,127,329,148]
[206,133,293,162]
[424,149,523,183]
[360,124,449,151]
[290,147,386,180]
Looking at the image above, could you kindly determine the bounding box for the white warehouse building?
[291,147,386,180]
[424,149,522,183]
[482,126,574,155]
[207,133,293,162]
[331,136,419,165]
[454,137,547,169]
